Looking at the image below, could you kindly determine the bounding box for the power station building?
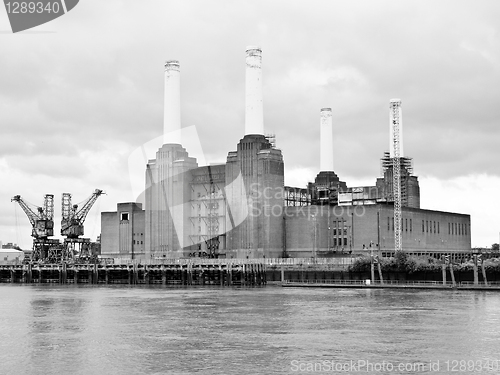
[100,47,471,260]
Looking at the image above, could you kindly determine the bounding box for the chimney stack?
[245,46,264,135]
[163,60,181,144]
[389,98,403,158]
[320,108,334,171]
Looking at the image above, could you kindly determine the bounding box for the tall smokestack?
[245,46,264,135]
[163,60,181,144]
[320,108,334,171]
[389,98,403,157]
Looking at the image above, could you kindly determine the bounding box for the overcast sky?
[1,0,499,249]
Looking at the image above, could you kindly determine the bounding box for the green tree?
[492,243,499,251]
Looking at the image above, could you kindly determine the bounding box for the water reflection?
[0,285,499,374]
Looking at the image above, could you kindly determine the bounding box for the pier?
[282,279,500,291]
[0,260,267,286]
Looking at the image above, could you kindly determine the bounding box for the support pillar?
[62,263,67,284]
[481,262,488,287]
[162,266,166,286]
[27,264,32,283]
[144,265,149,284]
[441,264,447,286]
[473,263,479,286]
[188,264,192,285]
[449,263,456,287]
[377,263,384,285]
[133,264,139,284]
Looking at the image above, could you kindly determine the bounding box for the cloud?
[1,0,499,248]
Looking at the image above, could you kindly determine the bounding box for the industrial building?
[100,47,471,260]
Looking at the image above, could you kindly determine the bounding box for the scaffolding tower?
[189,166,226,257]
[390,99,403,252]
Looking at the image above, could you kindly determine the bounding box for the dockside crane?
[11,194,61,262]
[61,189,104,261]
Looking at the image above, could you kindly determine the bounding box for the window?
[133,240,136,244]
[120,212,129,221]
[448,222,450,235]
[388,217,390,231]
[438,222,440,234]
[410,219,412,232]
[392,218,394,231]
[433,221,436,234]
[405,218,408,232]
[422,220,425,232]
[426,220,428,233]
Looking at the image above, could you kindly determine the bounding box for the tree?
[492,243,499,251]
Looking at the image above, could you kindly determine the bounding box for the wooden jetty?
[0,260,266,286]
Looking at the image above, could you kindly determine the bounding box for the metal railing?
[107,257,355,266]
[283,279,500,287]
[284,279,459,286]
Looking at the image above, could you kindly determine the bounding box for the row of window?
[332,221,349,247]
[332,228,348,236]
[422,220,439,234]
[387,217,414,232]
[332,238,348,247]
[386,217,468,236]
[133,240,144,245]
[448,222,467,236]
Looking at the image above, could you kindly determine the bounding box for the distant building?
[0,248,24,264]
[376,152,420,208]
[101,202,145,259]
[283,204,470,258]
[100,47,470,260]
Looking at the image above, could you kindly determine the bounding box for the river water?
[0,285,499,375]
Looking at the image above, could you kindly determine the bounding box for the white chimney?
[245,46,264,135]
[389,98,404,158]
[163,60,181,144]
[320,108,334,171]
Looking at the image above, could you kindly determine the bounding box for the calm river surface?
[0,285,499,375]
